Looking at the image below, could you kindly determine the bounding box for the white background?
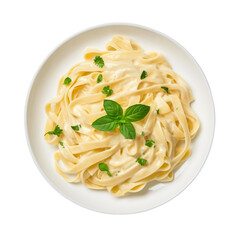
[0,0,239,239]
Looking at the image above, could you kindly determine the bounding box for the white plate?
[25,23,215,214]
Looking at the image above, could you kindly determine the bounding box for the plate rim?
[24,22,216,214]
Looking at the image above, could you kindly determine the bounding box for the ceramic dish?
[25,23,215,214]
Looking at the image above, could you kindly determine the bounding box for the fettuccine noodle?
[44,36,200,196]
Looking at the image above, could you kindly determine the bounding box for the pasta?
[44,36,200,197]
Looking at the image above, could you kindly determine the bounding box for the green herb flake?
[145,139,155,147]
[161,86,169,93]
[97,74,103,83]
[141,131,145,136]
[94,56,104,68]
[98,163,112,177]
[59,141,64,148]
[44,125,63,137]
[140,70,147,79]
[71,124,81,131]
[154,145,156,148]
[136,158,147,166]
[102,85,113,96]
[156,109,159,115]
[63,77,71,85]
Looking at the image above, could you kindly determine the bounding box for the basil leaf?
[91,100,150,139]
[124,104,150,122]
[98,163,112,176]
[103,99,123,118]
[119,121,136,139]
[92,115,118,131]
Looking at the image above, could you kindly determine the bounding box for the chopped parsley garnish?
[59,141,64,147]
[94,56,104,68]
[156,109,159,115]
[63,77,71,85]
[141,131,145,136]
[98,163,112,176]
[161,86,169,93]
[44,125,63,137]
[145,139,155,147]
[97,74,103,83]
[71,124,81,131]
[140,70,147,79]
[136,158,147,166]
[102,85,113,96]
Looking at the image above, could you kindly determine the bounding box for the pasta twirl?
[44,36,200,196]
